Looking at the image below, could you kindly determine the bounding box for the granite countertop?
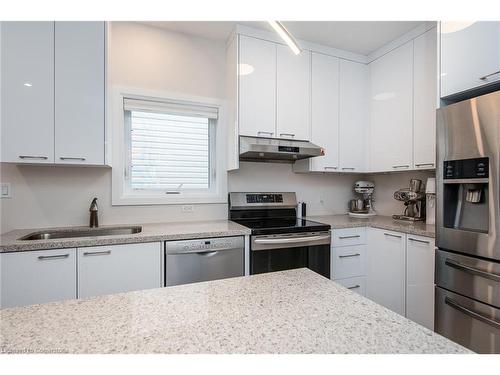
[307,214,435,238]
[0,268,468,354]
[0,220,251,253]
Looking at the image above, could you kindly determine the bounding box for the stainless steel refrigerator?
[435,90,500,353]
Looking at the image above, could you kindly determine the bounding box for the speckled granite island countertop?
[0,269,468,354]
[307,214,435,238]
[0,220,251,253]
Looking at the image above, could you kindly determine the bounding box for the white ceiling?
[141,21,424,55]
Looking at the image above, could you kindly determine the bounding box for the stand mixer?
[392,179,426,221]
[348,181,376,218]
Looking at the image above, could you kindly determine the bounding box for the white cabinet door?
[370,41,413,172]
[366,228,406,315]
[239,35,276,138]
[339,59,369,172]
[414,28,437,170]
[406,235,435,330]
[441,21,500,98]
[55,22,105,165]
[276,46,310,141]
[310,52,339,171]
[78,242,162,299]
[1,21,55,163]
[0,249,76,308]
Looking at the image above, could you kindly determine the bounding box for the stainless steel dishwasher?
[165,236,244,286]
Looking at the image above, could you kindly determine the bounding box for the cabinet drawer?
[336,276,366,296]
[332,245,366,280]
[1,248,77,308]
[332,227,366,247]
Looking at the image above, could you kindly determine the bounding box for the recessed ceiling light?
[441,22,476,34]
[268,21,302,55]
[239,63,254,76]
[23,82,33,87]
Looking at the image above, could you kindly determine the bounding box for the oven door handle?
[254,234,331,245]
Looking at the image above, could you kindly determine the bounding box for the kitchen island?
[0,268,469,354]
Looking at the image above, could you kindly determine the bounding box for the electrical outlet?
[182,205,194,213]
[1,183,12,198]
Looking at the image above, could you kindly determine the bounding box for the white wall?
[370,170,435,216]
[230,163,359,215]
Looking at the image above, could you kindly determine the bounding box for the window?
[112,89,226,205]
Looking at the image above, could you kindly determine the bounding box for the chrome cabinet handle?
[415,163,434,168]
[338,253,361,258]
[392,165,409,169]
[60,157,86,161]
[347,285,361,290]
[479,70,500,81]
[342,167,355,171]
[338,235,361,239]
[280,133,295,138]
[324,166,338,170]
[384,233,402,238]
[38,254,70,260]
[408,237,430,244]
[83,250,112,256]
[257,131,273,136]
[445,258,500,282]
[19,155,48,160]
[445,297,500,329]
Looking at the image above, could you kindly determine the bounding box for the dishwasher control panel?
[165,236,245,254]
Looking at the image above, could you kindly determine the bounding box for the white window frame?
[110,86,227,205]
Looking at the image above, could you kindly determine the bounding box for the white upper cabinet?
[239,35,276,138]
[309,52,339,172]
[276,46,311,141]
[55,22,105,165]
[370,41,413,172]
[441,21,500,98]
[1,22,55,163]
[413,28,437,170]
[339,60,369,172]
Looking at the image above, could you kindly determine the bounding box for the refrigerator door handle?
[445,297,500,329]
[445,258,500,282]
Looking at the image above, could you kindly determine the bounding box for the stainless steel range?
[229,192,331,278]
[435,90,500,353]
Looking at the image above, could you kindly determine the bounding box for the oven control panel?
[246,194,283,204]
[444,157,489,179]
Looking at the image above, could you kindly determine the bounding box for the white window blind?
[124,98,218,192]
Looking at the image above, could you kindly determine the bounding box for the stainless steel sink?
[19,226,142,240]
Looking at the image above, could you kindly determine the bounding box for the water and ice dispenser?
[442,157,489,234]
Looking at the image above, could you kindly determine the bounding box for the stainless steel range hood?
[239,136,324,163]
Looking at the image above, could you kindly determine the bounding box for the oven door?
[250,231,331,278]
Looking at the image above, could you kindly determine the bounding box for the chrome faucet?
[89,197,98,228]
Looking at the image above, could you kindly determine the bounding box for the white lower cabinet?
[77,242,162,299]
[334,226,435,329]
[366,228,406,316]
[0,248,77,308]
[406,234,435,330]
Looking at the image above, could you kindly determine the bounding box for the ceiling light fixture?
[268,21,301,55]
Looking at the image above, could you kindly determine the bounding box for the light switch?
[1,183,12,198]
